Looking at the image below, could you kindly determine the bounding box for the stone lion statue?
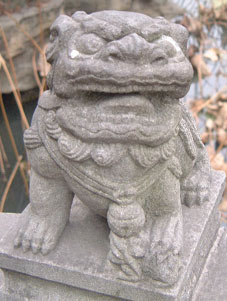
[14,11,211,286]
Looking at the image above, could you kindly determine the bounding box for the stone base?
[192,225,227,301]
[0,170,225,301]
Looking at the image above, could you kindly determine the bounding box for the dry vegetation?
[180,2,227,221]
[0,1,227,217]
[0,1,49,211]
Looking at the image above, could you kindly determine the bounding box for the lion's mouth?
[55,93,181,146]
[63,57,193,97]
[60,93,155,127]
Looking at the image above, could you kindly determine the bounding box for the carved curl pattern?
[129,137,176,168]
[107,197,146,281]
[23,127,42,149]
[45,110,62,140]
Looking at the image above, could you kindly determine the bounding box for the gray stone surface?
[3,270,120,301]
[1,7,226,301]
[0,170,225,300]
[192,226,227,301]
[12,11,218,288]
[0,269,3,289]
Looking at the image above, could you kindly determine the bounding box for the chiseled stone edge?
[192,226,227,301]
[3,269,121,301]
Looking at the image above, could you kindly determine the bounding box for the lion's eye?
[77,34,105,55]
[50,29,58,42]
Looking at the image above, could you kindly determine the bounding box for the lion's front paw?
[181,177,210,207]
[181,188,209,207]
[14,205,68,255]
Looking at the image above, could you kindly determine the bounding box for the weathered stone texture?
[10,9,222,288]
[192,226,227,301]
[0,9,226,301]
[0,170,225,300]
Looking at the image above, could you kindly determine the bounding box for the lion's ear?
[50,15,78,47]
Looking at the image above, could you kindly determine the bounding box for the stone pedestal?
[0,170,225,301]
[192,225,227,301]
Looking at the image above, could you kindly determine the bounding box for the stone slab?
[0,170,225,301]
[3,270,120,301]
[192,225,227,301]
